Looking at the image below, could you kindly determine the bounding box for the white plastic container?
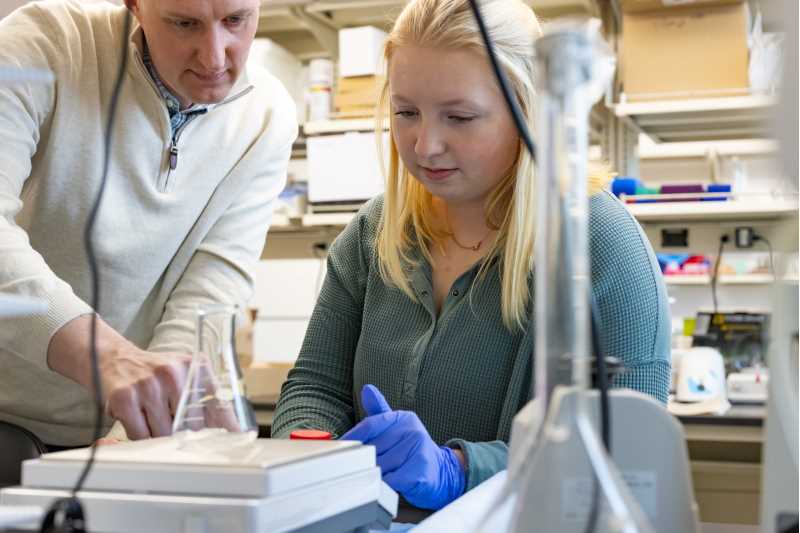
[307,88,331,121]
[308,58,335,87]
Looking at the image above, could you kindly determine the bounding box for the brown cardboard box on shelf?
[243,362,293,404]
[619,0,741,14]
[334,75,385,115]
[621,2,750,101]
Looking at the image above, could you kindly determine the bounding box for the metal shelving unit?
[613,95,777,143]
[664,274,776,286]
[270,211,356,231]
[637,138,778,160]
[304,0,403,30]
[270,198,800,232]
[625,198,798,223]
[302,118,386,135]
[257,0,602,58]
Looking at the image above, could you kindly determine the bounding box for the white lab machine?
[1,302,399,532]
[1,431,398,532]
[726,368,769,404]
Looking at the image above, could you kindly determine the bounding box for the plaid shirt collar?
[141,38,207,132]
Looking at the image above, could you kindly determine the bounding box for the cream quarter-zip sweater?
[0,0,298,445]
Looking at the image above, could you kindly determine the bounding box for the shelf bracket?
[289,6,339,58]
[603,109,639,177]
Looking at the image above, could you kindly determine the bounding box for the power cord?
[733,227,776,280]
[40,9,132,533]
[583,318,611,533]
[311,242,328,295]
[753,233,776,281]
[466,0,537,162]
[710,234,729,318]
[464,3,609,530]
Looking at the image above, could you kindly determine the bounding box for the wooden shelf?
[614,95,777,143]
[664,274,776,286]
[270,211,356,231]
[304,0,402,30]
[527,0,600,17]
[257,0,602,58]
[625,198,798,223]
[303,118,385,135]
[637,138,779,159]
[302,212,356,226]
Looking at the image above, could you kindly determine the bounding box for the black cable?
[711,235,729,317]
[754,234,776,281]
[40,9,132,533]
[463,2,607,530]
[311,242,328,294]
[583,319,611,533]
[466,0,537,162]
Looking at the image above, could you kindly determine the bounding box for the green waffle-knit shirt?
[272,190,671,491]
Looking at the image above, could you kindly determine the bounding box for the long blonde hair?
[376,0,608,331]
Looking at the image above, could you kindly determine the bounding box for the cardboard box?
[622,3,750,101]
[334,75,386,117]
[244,362,294,402]
[619,0,741,13]
[335,75,384,109]
[338,26,387,78]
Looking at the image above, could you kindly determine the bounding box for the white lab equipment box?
[338,26,388,78]
[1,433,398,533]
[307,131,387,205]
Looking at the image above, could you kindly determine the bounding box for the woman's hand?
[340,384,466,510]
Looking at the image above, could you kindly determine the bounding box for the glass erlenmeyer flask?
[172,304,258,436]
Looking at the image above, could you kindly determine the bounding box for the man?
[0,0,298,447]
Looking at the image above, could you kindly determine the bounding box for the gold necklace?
[449,229,493,251]
[443,206,494,252]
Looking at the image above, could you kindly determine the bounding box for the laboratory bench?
[252,399,767,526]
[678,405,766,526]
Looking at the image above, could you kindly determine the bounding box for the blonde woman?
[272,0,670,512]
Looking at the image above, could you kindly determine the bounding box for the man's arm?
[47,315,191,439]
[0,4,93,371]
[0,4,191,441]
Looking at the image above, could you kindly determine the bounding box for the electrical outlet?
[661,228,689,248]
[735,227,754,248]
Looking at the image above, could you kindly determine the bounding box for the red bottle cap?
[290,429,332,440]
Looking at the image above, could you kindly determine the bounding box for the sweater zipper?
[132,49,252,192]
[160,121,191,193]
[165,86,251,176]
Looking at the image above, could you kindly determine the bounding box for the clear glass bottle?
[172,304,258,436]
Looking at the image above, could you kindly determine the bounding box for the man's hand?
[48,314,191,440]
[99,344,191,439]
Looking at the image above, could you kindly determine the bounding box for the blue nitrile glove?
[340,384,466,510]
